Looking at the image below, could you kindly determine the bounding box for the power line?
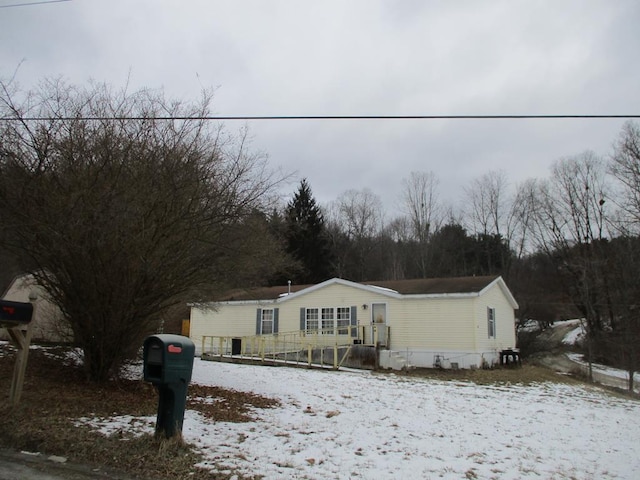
[1,114,639,121]
[0,0,71,8]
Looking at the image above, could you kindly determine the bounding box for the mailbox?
[0,300,34,326]
[143,334,195,384]
[143,334,195,439]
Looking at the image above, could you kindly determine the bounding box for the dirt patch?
[386,363,586,386]
[0,344,277,479]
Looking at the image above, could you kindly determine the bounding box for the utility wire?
[1,114,639,121]
[0,0,70,8]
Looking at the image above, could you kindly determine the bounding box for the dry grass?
[0,344,278,479]
[392,362,581,385]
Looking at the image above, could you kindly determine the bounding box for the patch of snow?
[48,455,67,464]
[562,324,584,345]
[368,285,399,294]
[81,359,640,480]
[552,319,582,328]
[567,353,640,390]
[518,319,539,332]
[76,415,155,438]
[120,360,143,381]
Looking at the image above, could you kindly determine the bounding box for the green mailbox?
[143,334,195,439]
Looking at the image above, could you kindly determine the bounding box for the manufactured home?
[190,275,518,370]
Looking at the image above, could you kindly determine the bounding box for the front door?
[371,303,387,346]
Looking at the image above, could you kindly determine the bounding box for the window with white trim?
[487,307,496,338]
[337,307,351,335]
[305,308,319,333]
[305,306,351,335]
[322,307,335,334]
[261,308,274,335]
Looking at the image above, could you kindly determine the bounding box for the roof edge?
[194,275,519,306]
[480,276,519,309]
[275,278,402,303]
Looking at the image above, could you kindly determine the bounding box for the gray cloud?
[1,0,638,217]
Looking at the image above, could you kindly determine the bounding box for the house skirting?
[379,349,500,370]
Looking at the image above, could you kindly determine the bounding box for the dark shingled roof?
[364,276,499,295]
[216,283,314,302]
[215,275,499,302]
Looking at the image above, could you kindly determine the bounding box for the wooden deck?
[200,326,386,370]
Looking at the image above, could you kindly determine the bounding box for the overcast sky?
[1,0,639,217]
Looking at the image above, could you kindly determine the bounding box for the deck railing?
[199,324,389,370]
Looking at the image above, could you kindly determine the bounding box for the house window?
[306,308,319,333]
[304,307,351,335]
[337,307,351,335]
[322,307,334,334]
[261,308,274,335]
[487,307,496,338]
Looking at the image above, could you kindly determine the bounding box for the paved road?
[0,449,137,480]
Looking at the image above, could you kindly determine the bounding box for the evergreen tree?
[285,179,334,283]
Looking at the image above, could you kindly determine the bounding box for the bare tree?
[506,178,538,260]
[504,178,545,327]
[610,120,640,231]
[380,216,413,280]
[400,171,442,277]
[602,236,640,392]
[464,170,508,237]
[329,189,384,280]
[607,121,640,390]
[335,188,384,240]
[462,170,513,276]
[530,152,609,381]
[0,78,285,381]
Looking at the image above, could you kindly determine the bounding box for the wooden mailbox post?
[0,299,35,406]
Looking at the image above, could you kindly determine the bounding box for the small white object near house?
[189,275,518,370]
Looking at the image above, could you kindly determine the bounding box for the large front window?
[306,307,351,335]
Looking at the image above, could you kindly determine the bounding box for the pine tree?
[285,179,334,283]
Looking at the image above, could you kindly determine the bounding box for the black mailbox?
[0,300,34,326]
[143,334,195,439]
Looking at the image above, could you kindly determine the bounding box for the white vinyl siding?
[390,297,476,351]
[189,302,258,352]
[473,282,517,353]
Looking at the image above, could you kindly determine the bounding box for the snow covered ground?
[82,359,640,480]
[556,320,640,393]
[564,351,640,394]
[560,319,585,345]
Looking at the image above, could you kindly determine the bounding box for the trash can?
[143,334,195,439]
